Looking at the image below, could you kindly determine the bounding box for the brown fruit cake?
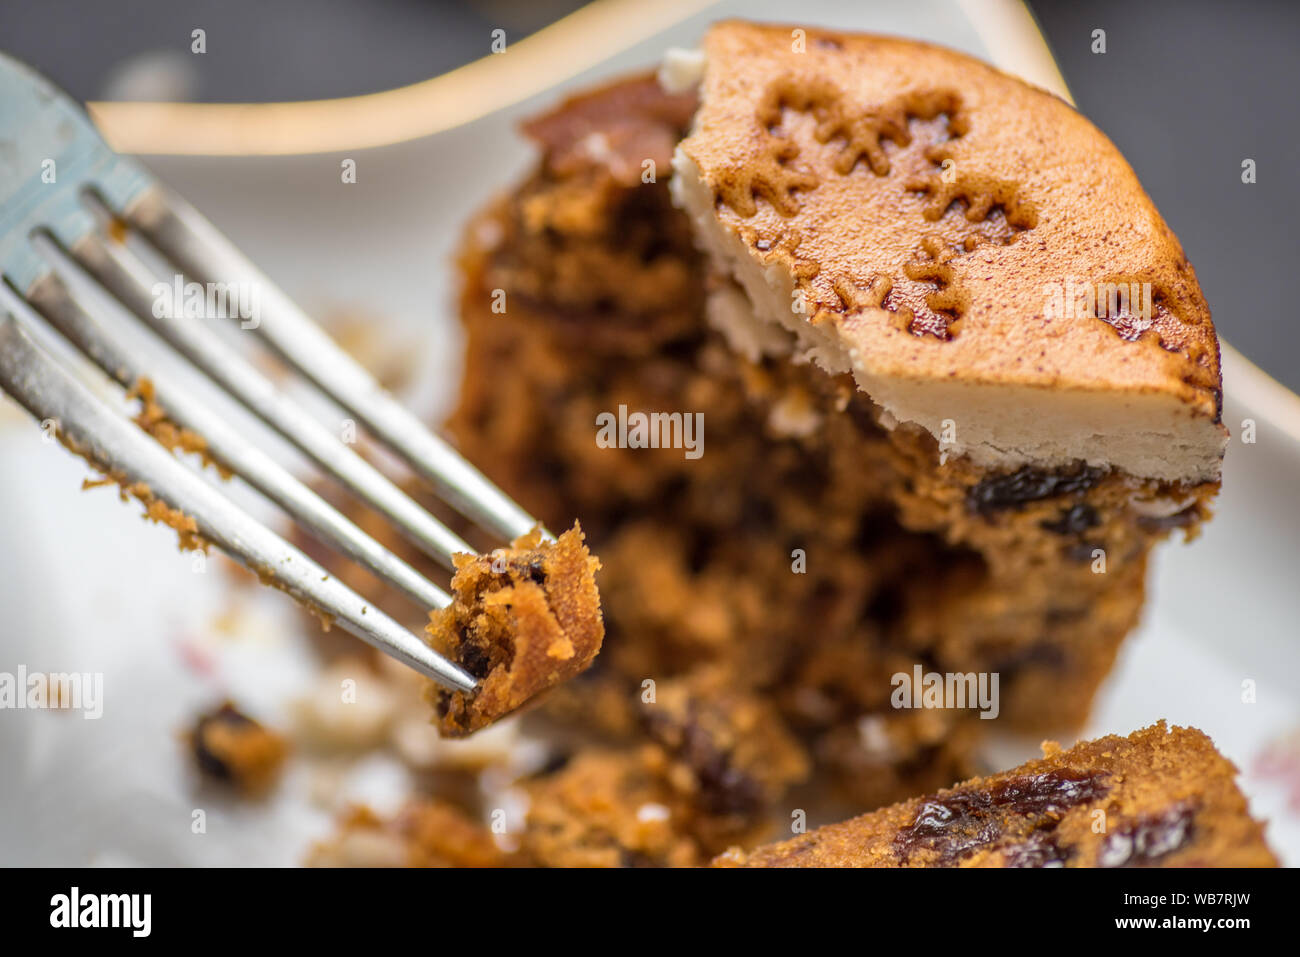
[714,722,1277,867]
[445,18,1226,826]
[300,21,1257,866]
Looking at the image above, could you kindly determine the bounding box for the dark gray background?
[1,0,1296,389]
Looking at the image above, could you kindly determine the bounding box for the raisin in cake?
[714,722,1276,867]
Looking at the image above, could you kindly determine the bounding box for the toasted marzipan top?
[677,21,1222,428]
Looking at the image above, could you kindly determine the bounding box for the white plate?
[1,0,1296,866]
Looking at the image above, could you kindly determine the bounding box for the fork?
[0,53,548,692]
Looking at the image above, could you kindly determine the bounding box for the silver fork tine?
[0,312,476,693]
[120,184,545,542]
[62,203,475,572]
[0,51,545,685]
[16,255,451,613]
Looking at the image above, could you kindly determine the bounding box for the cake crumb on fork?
[424,522,603,736]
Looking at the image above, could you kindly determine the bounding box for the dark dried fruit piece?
[189,701,288,795]
[641,675,810,820]
[646,706,765,817]
[1003,830,1070,868]
[987,768,1105,814]
[1098,802,1196,867]
[1041,504,1100,536]
[967,464,1106,515]
[894,768,1106,864]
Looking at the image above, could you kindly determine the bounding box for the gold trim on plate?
[87,0,717,157]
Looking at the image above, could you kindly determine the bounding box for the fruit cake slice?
[445,22,1225,816]
[715,722,1276,867]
